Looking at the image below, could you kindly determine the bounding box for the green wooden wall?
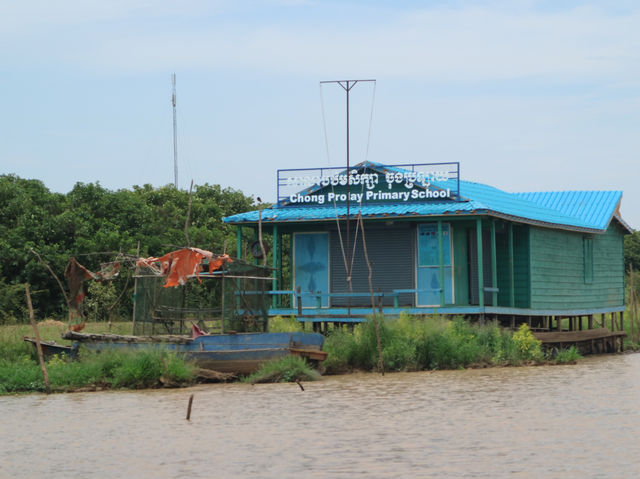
[260,216,625,312]
[512,225,531,308]
[452,221,471,305]
[496,227,510,306]
[529,221,625,309]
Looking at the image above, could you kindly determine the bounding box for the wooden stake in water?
[25,283,51,394]
[186,394,194,420]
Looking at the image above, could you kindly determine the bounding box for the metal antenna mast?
[172,73,179,188]
[320,79,376,315]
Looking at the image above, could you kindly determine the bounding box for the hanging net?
[132,249,272,336]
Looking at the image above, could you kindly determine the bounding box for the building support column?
[619,311,624,333]
[236,227,243,260]
[272,224,279,308]
[253,226,259,265]
[438,220,445,307]
[490,220,498,307]
[508,223,515,308]
[476,218,484,311]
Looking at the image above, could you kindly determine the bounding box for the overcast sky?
[1,0,638,228]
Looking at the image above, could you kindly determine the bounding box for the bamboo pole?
[131,241,140,334]
[221,242,227,334]
[357,213,383,376]
[257,198,266,267]
[186,394,194,420]
[25,283,51,394]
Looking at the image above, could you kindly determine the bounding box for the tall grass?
[0,349,196,394]
[0,321,196,394]
[323,314,568,374]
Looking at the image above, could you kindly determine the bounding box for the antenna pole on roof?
[172,73,179,189]
[320,79,376,316]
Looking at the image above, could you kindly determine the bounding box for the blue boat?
[61,330,327,375]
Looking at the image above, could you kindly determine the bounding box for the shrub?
[241,355,320,383]
[323,328,358,373]
[324,315,556,373]
[0,355,45,393]
[553,346,582,364]
[512,323,544,361]
[269,315,303,332]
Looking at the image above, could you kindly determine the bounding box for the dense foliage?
[322,315,578,373]
[0,174,256,324]
[625,231,640,273]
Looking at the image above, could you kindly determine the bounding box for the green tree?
[625,230,640,273]
[0,175,255,322]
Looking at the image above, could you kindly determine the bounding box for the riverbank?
[1,315,595,395]
[3,354,639,478]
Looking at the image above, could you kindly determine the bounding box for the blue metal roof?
[513,191,625,231]
[223,163,629,233]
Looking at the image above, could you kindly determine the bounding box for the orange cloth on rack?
[160,249,204,287]
[137,248,233,288]
[208,254,233,273]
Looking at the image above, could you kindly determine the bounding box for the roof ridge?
[515,189,622,194]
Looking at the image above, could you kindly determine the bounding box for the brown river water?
[1,354,639,479]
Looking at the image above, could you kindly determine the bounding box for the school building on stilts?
[223,161,631,348]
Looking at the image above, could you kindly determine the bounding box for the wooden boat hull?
[24,337,77,359]
[61,331,327,374]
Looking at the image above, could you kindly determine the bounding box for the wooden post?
[556,316,562,332]
[272,224,279,309]
[236,227,243,261]
[220,272,225,334]
[131,240,140,334]
[490,220,498,307]
[186,394,194,420]
[296,285,302,317]
[508,223,515,308]
[588,314,594,330]
[25,283,50,394]
[438,221,445,307]
[619,311,624,336]
[476,218,484,309]
[579,316,583,331]
[611,312,615,332]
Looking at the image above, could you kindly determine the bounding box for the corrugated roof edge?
[515,190,632,234]
[223,207,623,233]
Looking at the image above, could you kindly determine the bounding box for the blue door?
[293,232,329,308]
[417,224,453,306]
